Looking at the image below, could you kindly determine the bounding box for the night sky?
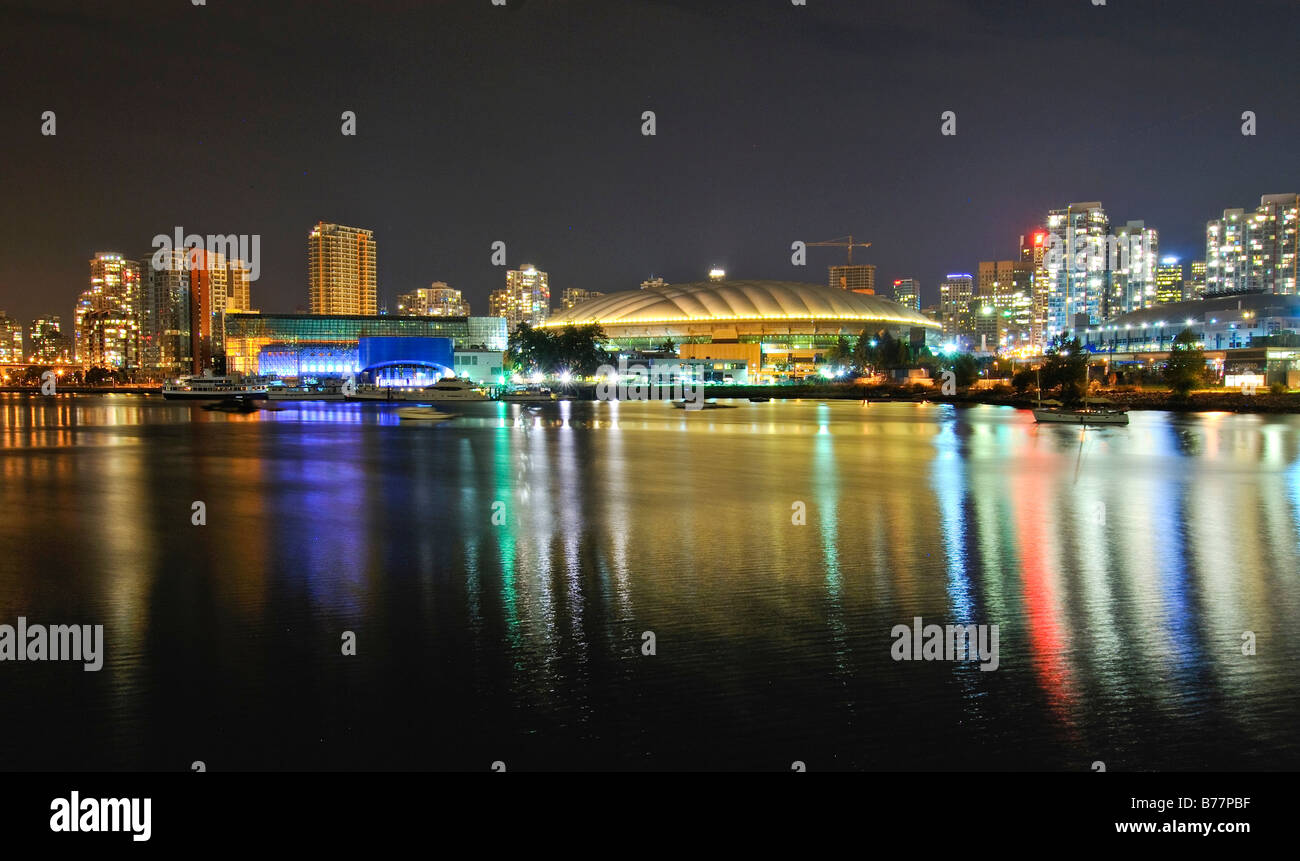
[2,0,1298,324]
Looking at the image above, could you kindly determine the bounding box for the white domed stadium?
[546,279,938,344]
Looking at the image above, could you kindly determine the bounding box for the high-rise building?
[396,283,470,316]
[0,313,24,362]
[1155,258,1185,305]
[641,277,668,290]
[1020,230,1051,347]
[492,265,550,332]
[77,253,141,369]
[1045,202,1109,334]
[892,278,920,311]
[976,260,1034,351]
[939,274,974,345]
[561,288,604,310]
[1107,220,1159,318]
[829,264,876,294]
[188,249,256,373]
[27,316,70,364]
[1186,260,1207,299]
[139,249,192,377]
[1206,194,1299,295]
[308,222,377,315]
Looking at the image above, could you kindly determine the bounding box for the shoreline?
[4,384,1299,414]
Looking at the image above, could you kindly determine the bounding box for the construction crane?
[807,235,872,265]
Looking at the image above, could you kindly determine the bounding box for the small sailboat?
[396,407,458,422]
[1032,367,1128,425]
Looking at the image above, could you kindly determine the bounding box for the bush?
[1270,381,1289,395]
[1011,368,1036,393]
[990,383,1014,396]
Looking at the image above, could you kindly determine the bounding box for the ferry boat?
[162,374,268,401]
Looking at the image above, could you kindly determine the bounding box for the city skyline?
[3,0,1298,326]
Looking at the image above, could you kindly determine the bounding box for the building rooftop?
[546,280,940,328]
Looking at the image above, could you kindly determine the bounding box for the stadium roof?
[546,280,939,328]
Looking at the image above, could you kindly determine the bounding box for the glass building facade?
[225,313,507,375]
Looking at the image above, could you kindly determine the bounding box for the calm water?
[0,393,1297,771]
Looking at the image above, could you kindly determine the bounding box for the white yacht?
[163,374,268,401]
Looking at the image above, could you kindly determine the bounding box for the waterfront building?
[544,279,937,381]
[1083,292,1300,384]
[139,249,191,377]
[453,348,507,385]
[1020,229,1051,347]
[0,312,23,362]
[187,249,252,374]
[27,316,71,364]
[224,312,507,376]
[77,253,141,369]
[396,283,470,316]
[308,222,377,315]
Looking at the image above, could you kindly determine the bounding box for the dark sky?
[2,0,1298,324]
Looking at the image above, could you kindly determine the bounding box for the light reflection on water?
[0,392,1297,770]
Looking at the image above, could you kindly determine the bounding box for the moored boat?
[1032,407,1129,425]
[163,373,268,400]
[396,407,459,422]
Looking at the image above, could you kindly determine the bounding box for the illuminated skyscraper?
[1187,259,1207,299]
[1020,229,1051,347]
[140,250,192,376]
[1205,194,1298,295]
[27,316,70,364]
[308,222,377,315]
[1045,202,1108,334]
[493,265,550,331]
[939,274,974,344]
[892,278,920,311]
[1155,258,1185,305]
[397,283,470,316]
[0,313,23,362]
[77,253,141,369]
[1107,220,1159,317]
